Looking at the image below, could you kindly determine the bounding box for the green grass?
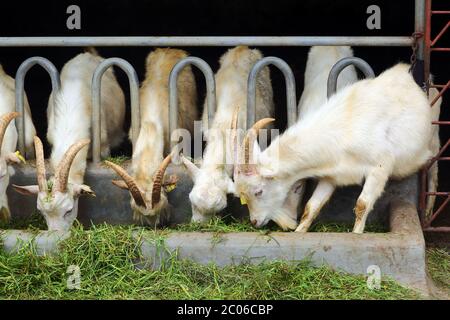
[426,248,450,292]
[0,211,47,231]
[0,223,417,300]
[103,155,130,166]
[167,216,388,234]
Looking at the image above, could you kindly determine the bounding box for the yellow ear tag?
[240,195,247,205]
[15,151,26,164]
[165,184,176,193]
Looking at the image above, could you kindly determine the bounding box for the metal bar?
[247,57,296,129]
[169,57,215,147]
[423,226,450,232]
[91,58,140,164]
[431,11,450,15]
[431,21,450,46]
[424,0,432,82]
[327,57,375,98]
[430,80,450,106]
[14,57,60,156]
[415,0,427,60]
[425,195,450,227]
[431,47,450,51]
[0,36,414,47]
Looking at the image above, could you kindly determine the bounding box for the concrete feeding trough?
[1,165,434,295]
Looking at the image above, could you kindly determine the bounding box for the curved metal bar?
[92,58,140,164]
[327,57,375,99]
[169,56,216,145]
[247,57,297,129]
[15,57,61,156]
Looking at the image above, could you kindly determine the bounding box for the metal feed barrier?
[4,0,448,232]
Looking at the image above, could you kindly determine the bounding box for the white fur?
[183,46,274,222]
[235,63,433,233]
[125,48,197,224]
[0,65,36,221]
[15,50,125,231]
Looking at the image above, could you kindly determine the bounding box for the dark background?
[0,0,448,230]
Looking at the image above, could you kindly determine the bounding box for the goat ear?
[112,180,129,190]
[180,155,200,181]
[6,152,25,165]
[12,184,39,195]
[73,184,95,197]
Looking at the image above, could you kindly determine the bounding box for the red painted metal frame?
[420,0,450,232]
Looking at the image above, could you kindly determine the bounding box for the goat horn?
[242,118,275,171]
[33,136,48,192]
[0,112,20,149]
[230,106,239,166]
[53,139,90,193]
[104,160,146,208]
[151,153,172,208]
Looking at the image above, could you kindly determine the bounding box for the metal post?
[327,57,375,98]
[169,57,215,146]
[92,58,140,164]
[247,57,296,128]
[0,36,413,47]
[15,57,61,156]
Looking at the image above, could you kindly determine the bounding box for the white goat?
[181,46,274,222]
[234,63,433,233]
[291,46,358,216]
[106,48,198,225]
[13,49,125,231]
[0,65,36,221]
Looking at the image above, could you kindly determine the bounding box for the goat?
[233,63,433,233]
[105,48,198,225]
[181,46,274,222]
[13,49,125,231]
[291,46,358,219]
[0,65,36,221]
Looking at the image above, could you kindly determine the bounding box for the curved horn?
[53,139,90,193]
[0,112,20,149]
[104,160,146,208]
[242,118,275,169]
[230,106,239,166]
[151,153,172,208]
[33,136,47,192]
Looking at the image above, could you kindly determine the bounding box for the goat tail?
[85,46,99,56]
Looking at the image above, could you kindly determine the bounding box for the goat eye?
[63,209,73,218]
[255,190,263,197]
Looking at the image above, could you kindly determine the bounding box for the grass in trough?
[168,215,388,233]
[0,211,46,231]
[0,223,418,300]
[103,155,130,166]
[426,248,450,292]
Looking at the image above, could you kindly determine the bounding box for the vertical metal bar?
[424,0,432,84]
[327,57,375,98]
[92,58,140,164]
[415,0,426,61]
[169,57,216,147]
[247,57,296,129]
[14,57,61,157]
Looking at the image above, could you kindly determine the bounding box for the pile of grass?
[426,248,450,292]
[0,223,417,300]
[168,216,388,234]
[103,155,130,166]
[0,211,46,231]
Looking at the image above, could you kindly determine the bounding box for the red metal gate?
[420,0,450,232]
